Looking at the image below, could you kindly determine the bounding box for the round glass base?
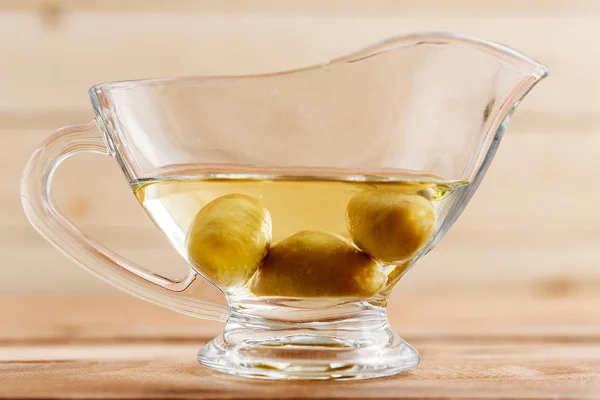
[198,302,420,380]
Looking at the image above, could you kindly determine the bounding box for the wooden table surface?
[2,288,600,399]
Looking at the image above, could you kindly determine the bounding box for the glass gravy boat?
[22,33,547,380]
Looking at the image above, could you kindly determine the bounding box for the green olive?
[346,191,436,263]
[185,194,271,288]
[250,230,385,298]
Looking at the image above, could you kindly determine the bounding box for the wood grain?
[0,10,593,114]
[1,0,598,16]
[2,342,600,399]
[2,290,600,346]
[1,291,600,398]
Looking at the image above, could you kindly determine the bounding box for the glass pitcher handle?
[21,121,229,322]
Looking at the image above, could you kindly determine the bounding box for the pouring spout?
[329,33,549,250]
[334,32,548,80]
[326,32,549,183]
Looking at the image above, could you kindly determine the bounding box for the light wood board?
[1,290,600,398]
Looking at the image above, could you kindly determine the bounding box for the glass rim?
[88,31,549,96]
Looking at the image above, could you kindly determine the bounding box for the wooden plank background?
[3,1,598,294]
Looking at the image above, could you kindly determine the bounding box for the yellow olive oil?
[134,176,468,298]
